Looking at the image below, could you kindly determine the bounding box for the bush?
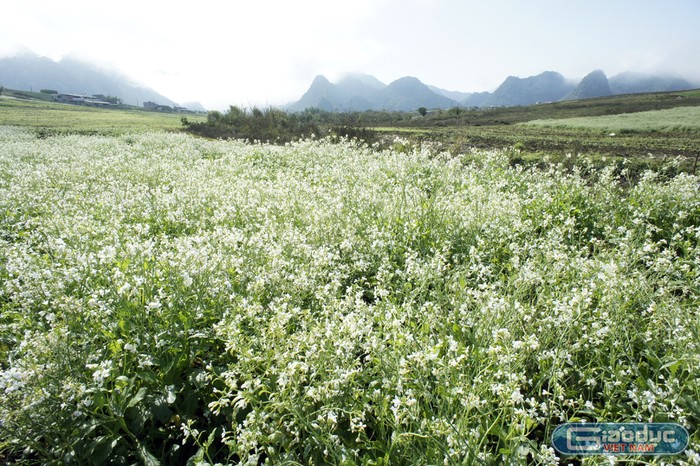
[328,125,378,146]
[182,106,320,143]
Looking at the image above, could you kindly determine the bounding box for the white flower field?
[0,126,699,464]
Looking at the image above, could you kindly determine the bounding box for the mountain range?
[0,52,204,110]
[288,70,698,112]
[2,51,697,113]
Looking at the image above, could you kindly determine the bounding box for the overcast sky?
[1,0,699,110]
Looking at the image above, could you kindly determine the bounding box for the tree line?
[181,106,320,143]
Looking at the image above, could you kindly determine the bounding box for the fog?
[1,0,699,110]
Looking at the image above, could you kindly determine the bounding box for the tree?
[0,86,4,96]
[183,106,320,143]
[418,107,428,117]
[94,94,123,105]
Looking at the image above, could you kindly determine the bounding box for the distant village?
[142,100,191,113]
[53,93,119,107]
[50,92,198,113]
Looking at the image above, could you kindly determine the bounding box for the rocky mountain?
[289,67,700,112]
[289,75,352,112]
[288,74,459,112]
[482,71,576,107]
[336,73,386,98]
[375,77,458,111]
[0,51,176,107]
[333,73,387,111]
[562,70,613,101]
[288,68,699,112]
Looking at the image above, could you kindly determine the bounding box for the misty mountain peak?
[0,52,176,106]
[309,75,332,87]
[483,71,574,106]
[337,72,386,90]
[563,70,612,101]
[388,76,424,88]
[288,73,460,112]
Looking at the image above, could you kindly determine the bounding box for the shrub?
[182,106,320,143]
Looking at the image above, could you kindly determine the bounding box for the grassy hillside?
[0,95,205,134]
[525,106,700,132]
[396,88,700,127]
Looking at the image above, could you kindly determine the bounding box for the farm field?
[526,106,700,132]
[0,96,205,134]
[364,90,700,174]
[375,104,700,172]
[1,125,699,464]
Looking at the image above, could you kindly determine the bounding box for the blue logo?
[552,423,689,456]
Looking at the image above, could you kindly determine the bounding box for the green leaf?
[137,441,161,466]
[153,402,173,424]
[661,359,682,376]
[136,370,158,384]
[204,428,217,448]
[91,436,117,464]
[127,387,148,408]
[185,447,206,466]
[115,375,130,390]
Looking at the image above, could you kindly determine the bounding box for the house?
[143,101,172,111]
[54,93,89,104]
[53,93,115,107]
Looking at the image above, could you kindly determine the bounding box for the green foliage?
[182,105,320,143]
[418,106,428,116]
[329,125,379,145]
[93,94,123,105]
[40,89,58,95]
[1,128,699,464]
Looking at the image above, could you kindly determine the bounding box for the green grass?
[0,96,205,134]
[380,88,700,127]
[525,106,700,132]
[1,127,698,464]
[361,91,700,169]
